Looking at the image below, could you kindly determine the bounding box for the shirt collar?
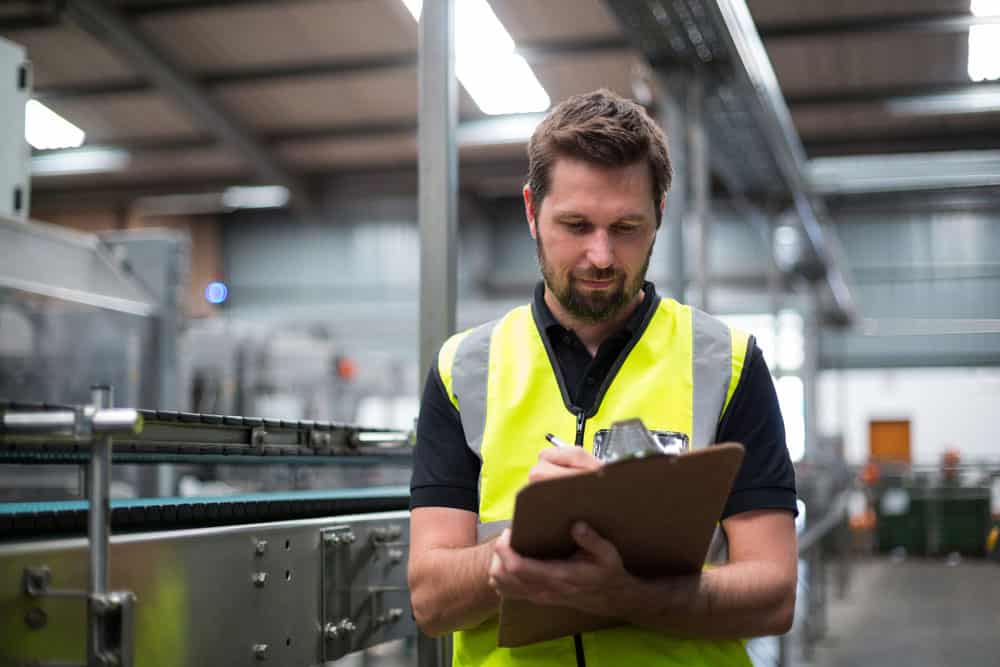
[534,280,658,339]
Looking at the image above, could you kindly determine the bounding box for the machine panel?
[0,511,414,666]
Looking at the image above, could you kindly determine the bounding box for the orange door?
[869,420,911,463]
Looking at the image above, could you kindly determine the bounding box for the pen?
[545,433,572,448]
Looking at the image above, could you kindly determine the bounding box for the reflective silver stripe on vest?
[691,307,733,450]
[451,319,497,460]
[691,308,736,565]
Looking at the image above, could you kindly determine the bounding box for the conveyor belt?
[1,400,413,464]
[0,486,410,539]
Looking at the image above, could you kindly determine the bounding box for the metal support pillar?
[687,77,710,312]
[802,287,820,462]
[417,0,458,386]
[88,384,113,665]
[657,74,687,303]
[416,2,456,664]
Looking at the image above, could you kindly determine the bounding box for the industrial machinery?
[0,393,425,667]
[0,211,428,665]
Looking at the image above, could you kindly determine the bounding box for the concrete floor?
[807,557,1000,667]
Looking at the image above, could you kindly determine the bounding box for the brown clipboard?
[497,442,745,648]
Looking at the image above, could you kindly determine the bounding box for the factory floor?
[807,556,1000,667]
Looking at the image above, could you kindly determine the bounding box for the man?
[408,89,797,666]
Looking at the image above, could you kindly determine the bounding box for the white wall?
[818,367,1000,465]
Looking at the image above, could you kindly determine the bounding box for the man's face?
[525,158,659,324]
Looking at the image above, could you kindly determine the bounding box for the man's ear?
[523,184,538,239]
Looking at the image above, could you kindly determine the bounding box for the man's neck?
[544,287,646,357]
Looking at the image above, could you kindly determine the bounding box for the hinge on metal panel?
[23,566,136,667]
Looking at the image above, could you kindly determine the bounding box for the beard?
[536,234,653,324]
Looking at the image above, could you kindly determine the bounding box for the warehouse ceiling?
[2,0,999,208]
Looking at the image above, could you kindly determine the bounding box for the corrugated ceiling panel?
[459,140,529,163]
[215,67,478,130]
[492,0,622,43]
[747,0,973,25]
[532,52,639,106]
[139,0,416,72]
[769,31,970,95]
[9,25,135,87]
[281,132,530,171]
[46,92,202,141]
[280,133,416,169]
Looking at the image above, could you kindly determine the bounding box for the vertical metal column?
[687,77,710,312]
[417,0,459,384]
[88,384,113,665]
[802,288,820,462]
[417,3,457,666]
[657,74,687,303]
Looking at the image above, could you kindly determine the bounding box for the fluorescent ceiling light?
[222,185,290,210]
[401,0,550,115]
[969,0,1000,82]
[31,146,129,175]
[25,99,86,150]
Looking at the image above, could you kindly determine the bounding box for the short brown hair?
[527,89,671,226]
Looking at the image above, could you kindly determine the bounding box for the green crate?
[920,493,991,557]
[876,487,926,555]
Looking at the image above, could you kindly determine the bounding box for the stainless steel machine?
[0,394,423,667]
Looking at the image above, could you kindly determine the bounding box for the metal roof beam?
[0,2,281,31]
[787,82,1000,109]
[804,127,1000,157]
[30,113,551,159]
[60,0,315,214]
[759,11,1000,40]
[33,36,630,101]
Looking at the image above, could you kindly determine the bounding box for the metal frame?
[608,0,856,325]
[2,386,143,667]
[1,401,412,463]
[759,11,1000,40]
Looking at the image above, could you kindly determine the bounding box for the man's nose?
[586,229,614,268]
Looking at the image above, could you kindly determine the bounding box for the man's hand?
[528,446,602,483]
[487,521,637,617]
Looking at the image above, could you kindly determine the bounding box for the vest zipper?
[573,408,587,667]
[574,409,586,447]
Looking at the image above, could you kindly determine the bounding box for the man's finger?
[537,446,602,470]
[571,521,620,565]
[529,460,585,483]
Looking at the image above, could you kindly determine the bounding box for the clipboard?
[497,442,745,647]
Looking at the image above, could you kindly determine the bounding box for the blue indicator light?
[205,281,228,304]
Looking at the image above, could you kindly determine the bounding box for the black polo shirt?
[410,281,797,519]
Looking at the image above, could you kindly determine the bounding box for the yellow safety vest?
[438,295,751,667]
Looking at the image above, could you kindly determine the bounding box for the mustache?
[572,268,621,281]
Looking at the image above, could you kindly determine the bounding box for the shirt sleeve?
[714,338,798,519]
[409,364,481,512]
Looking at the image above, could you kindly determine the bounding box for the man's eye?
[613,225,639,235]
[564,222,588,233]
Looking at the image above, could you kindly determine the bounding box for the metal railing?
[778,489,853,667]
